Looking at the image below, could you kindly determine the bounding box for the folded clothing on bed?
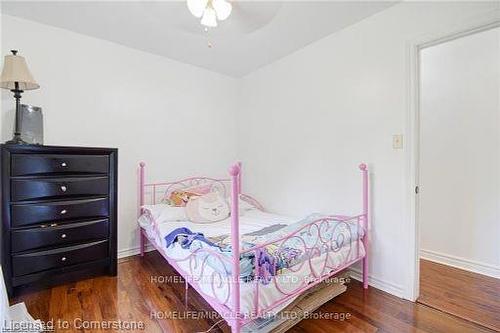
[163,213,364,283]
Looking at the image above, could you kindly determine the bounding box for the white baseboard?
[420,249,500,279]
[118,244,155,259]
[348,268,405,298]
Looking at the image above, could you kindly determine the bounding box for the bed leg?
[231,322,241,333]
[138,162,146,258]
[229,163,242,333]
[140,230,145,257]
[362,255,368,289]
[359,163,369,290]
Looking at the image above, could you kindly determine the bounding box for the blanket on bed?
[163,213,364,283]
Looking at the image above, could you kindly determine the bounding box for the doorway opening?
[416,26,500,330]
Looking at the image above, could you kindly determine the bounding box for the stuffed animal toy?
[185,192,230,223]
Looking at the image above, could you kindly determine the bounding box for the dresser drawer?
[11,177,109,202]
[11,219,109,253]
[11,154,109,176]
[11,198,109,227]
[12,240,108,276]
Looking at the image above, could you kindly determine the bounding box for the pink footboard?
[137,162,369,333]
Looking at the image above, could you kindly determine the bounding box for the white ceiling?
[2,1,396,77]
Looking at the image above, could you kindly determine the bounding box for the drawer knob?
[61,256,67,262]
[60,185,67,192]
[61,162,67,167]
[61,233,67,239]
[60,209,67,215]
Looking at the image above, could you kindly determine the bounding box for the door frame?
[405,13,500,301]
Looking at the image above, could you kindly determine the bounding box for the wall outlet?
[393,134,403,149]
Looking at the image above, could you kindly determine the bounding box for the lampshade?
[0,51,39,91]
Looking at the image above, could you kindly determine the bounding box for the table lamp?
[0,50,39,144]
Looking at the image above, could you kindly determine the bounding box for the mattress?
[139,208,365,317]
[140,209,298,248]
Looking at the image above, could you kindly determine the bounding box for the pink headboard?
[142,176,232,206]
[137,162,267,216]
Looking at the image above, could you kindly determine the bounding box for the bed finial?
[229,163,241,176]
[359,163,367,171]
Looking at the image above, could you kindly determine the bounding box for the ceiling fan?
[187,0,232,28]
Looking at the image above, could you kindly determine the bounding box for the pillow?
[142,204,187,222]
[239,197,256,211]
[239,194,264,212]
[185,192,230,223]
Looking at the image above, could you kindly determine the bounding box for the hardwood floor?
[10,252,496,333]
[419,259,500,332]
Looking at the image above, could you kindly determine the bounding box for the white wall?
[237,2,500,298]
[1,15,238,257]
[419,27,500,277]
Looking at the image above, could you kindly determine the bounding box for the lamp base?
[5,134,27,145]
[6,85,28,145]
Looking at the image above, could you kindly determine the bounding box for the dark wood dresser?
[0,145,117,296]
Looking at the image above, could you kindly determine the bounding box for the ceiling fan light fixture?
[212,0,232,21]
[187,0,208,18]
[201,7,218,27]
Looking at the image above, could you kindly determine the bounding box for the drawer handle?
[61,162,68,167]
[50,223,58,227]
[60,209,67,215]
[61,256,67,262]
[61,233,67,239]
[60,185,67,192]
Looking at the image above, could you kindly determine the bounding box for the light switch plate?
[393,134,403,149]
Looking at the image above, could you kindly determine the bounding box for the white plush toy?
[186,192,230,223]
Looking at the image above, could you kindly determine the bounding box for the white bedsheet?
[139,208,365,317]
[140,209,297,242]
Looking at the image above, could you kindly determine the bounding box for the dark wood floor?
[11,252,496,333]
[419,259,500,332]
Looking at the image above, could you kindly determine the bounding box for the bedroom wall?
[237,1,500,298]
[419,27,500,277]
[0,15,238,257]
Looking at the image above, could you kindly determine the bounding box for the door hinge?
[415,186,419,194]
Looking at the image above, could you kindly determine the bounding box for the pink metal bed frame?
[137,162,369,333]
